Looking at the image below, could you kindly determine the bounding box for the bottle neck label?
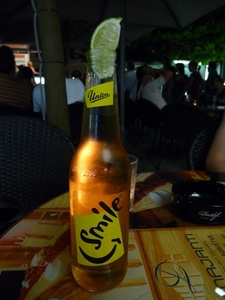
[85,81,114,108]
[73,192,126,266]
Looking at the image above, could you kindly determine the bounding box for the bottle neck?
[81,61,121,141]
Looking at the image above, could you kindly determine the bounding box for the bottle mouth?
[86,49,117,79]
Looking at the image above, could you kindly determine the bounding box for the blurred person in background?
[137,65,173,110]
[66,75,85,104]
[33,75,85,115]
[205,61,219,96]
[186,60,204,101]
[28,61,39,75]
[207,61,218,82]
[0,45,33,113]
[171,63,189,102]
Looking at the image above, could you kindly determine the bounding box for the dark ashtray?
[172,180,225,225]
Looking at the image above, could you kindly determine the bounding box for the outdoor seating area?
[1,1,225,299]
[124,100,223,172]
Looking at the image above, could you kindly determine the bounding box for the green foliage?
[128,8,225,65]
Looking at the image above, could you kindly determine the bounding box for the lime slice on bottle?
[88,17,122,79]
[90,17,122,50]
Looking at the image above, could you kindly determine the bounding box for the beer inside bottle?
[69,49,131,292]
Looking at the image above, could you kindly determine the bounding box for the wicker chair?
[186,117,221,170]
[0,115,75,216]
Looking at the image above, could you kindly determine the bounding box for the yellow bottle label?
[74,192,125,266]
[85,81,114,108]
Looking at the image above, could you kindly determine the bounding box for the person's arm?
[206,111,225,172]
[29,66,39,75]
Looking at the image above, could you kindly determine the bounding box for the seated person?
[206,110,225,172]
[0,45,33,113]
[137,66,172,110]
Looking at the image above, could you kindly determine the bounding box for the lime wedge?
[91,17,122,51]
[88,18,122,78]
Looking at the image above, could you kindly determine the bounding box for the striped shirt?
[0,73,33,111]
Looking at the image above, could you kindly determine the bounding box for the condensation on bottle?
[69,48,131,292]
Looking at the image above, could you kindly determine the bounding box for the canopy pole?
[35,0,70,136]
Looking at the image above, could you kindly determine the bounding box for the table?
[130,170,225,229]
[0,171,224,299]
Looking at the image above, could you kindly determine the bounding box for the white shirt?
[124,70,137,101]
[33,78,85,112]
[137,75,167,110]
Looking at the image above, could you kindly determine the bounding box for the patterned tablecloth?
[0,171,223,299]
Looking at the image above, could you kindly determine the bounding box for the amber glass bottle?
[69,49,130,292]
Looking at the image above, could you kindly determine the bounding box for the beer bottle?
[69,48,130,292]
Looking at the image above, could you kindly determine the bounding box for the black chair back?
[136,98,161,129]
[0,105,31,116]
[133,98,161,150]
[0,115,75,214]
